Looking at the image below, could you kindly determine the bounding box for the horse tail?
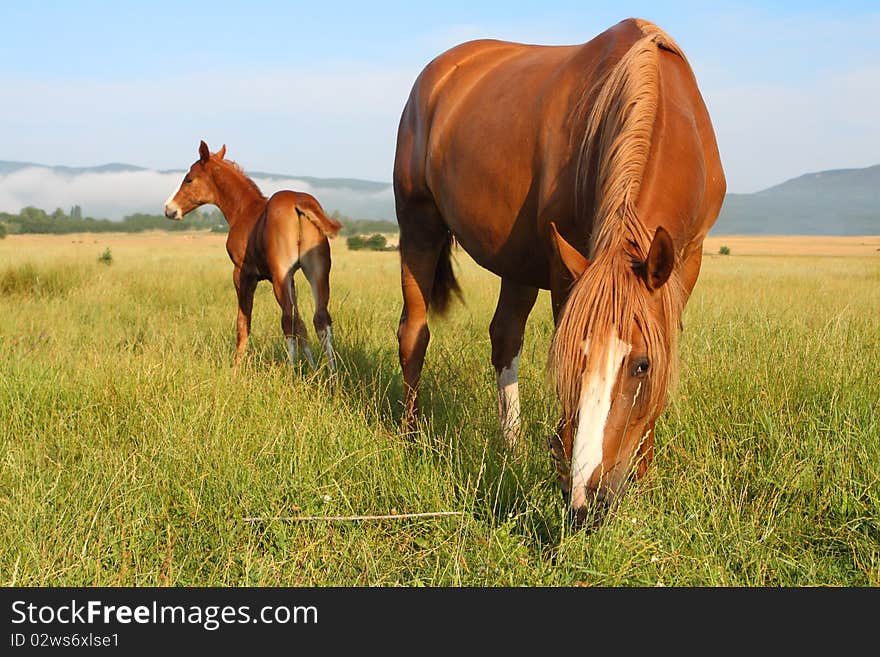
[296,198,343,237]
[430,232,462,316]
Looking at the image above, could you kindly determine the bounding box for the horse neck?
[210,167,266,228]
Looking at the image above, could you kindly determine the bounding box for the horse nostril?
[570,488,610,531]
[164,206,177,220]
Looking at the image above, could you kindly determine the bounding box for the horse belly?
[425,123,557,288]
[438,205,551,288]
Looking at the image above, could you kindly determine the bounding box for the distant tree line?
[0,206,226,235]
[330,211,398,237]
[0,206,400,238]
[347,233,397,251]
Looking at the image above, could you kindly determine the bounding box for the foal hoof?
[400,414,421,440]
[501,425,523,450]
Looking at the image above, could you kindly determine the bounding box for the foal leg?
[233,267,257,368]
[396,202,449,432]
[301,241,336,374]
[489,279,538,447]
[272,268,315,369]
[291,276,316,369]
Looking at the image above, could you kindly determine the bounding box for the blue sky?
[2,1,878,192]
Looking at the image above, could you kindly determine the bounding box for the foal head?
[549,222,681,527]
[164,140,227,220]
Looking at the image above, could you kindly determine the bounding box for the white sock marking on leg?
[302,345,316,369]
[319,325,337,373]
[497,348,521,446]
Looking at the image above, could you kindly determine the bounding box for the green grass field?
[1,233,878,586]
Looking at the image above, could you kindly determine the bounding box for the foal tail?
[296,197,343,237]
[431,233,462,316]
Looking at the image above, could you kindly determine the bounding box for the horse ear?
[199,140,210,164]
[550,222,589,280]
[644,226,675,290]
[216,144,226,160]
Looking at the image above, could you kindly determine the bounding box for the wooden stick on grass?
[242,511,465,523]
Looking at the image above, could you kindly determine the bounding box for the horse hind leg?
[291,275,316,369]
[308,270,336,373]
[396,199,456,432]
[301,240,336,373]
[273,269,315,369]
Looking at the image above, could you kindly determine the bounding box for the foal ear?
[644,226,675,290]
[198,140,210,164]
[550,222,590,280]
[216,144,226,160]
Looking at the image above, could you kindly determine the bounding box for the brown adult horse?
[164,141,342,370]
[393,18,725,523]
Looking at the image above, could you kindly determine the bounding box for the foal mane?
[216,157,267,201]
[551,20,687,421]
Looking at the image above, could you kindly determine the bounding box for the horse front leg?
[489,279,538,447]
[233,267,257,368]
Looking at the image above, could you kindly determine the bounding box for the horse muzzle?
[164,205,181,220]
[569,487,612,530]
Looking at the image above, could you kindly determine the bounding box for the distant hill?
[0,161,145,176]
[713,164,880,235]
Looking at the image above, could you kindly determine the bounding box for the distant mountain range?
[713,164,880,235]
[0,161,148,176]
[1,160,877,235]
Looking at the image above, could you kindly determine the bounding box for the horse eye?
[632,358,649,377]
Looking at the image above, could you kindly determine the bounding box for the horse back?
[393,23,645,284]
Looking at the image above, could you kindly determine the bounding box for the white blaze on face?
[164,187,182,217]
[569,333,632,509]
[497,347,521,446]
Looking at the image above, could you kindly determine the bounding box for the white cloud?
[706,64,880,192]
[0,64,420,181]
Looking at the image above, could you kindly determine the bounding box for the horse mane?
[217,157,267,201]
[550,20,687,422]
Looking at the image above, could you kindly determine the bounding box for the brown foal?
[164,141,342,370]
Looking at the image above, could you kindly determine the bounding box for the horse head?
[549,222,680,527]
[164,140,226,220]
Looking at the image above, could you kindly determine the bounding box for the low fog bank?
[0,167,395,221]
